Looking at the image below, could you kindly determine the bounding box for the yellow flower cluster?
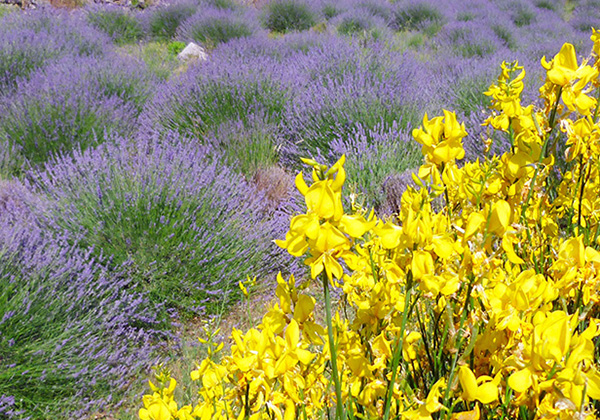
[139,31,600,420]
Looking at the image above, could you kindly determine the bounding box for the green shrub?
[391,2,444,31]
[262,0,316,33]
[87,8,144,45]
[178,10,254,48]
[322,3,342,19]
[450,76,492,117]
[456,11,475,21]
[167,40,186,55]
[512,4,536,27]
[148,3,197,40]
[535,0,558,11]
[0,4,17,19]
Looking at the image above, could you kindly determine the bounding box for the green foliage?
[184,18,253,48]
[159,80,287,140]
[167,40,186,55]
[450,75,492,117]
[205,0,237,9]
[87,9,144,45]
[535,0,558,11]
[124,42,179,81]
[492,24,518,50]
[210,119,280,176]
[262,0,317,33]
[337,17,368,35]
[448,27,497,58]
[322,3,341,19]
[344,139,421,210]
[2,101,120,170]
[148,4,197,40]
[406,32,426,49]
[392,2,444,31]
[456,11,475,21]
[0,4,17,19]
[512,4,536,27]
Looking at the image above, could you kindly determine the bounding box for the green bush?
[262,0,316,33]
[148,3,197,40]
[392,2,444,31]
[178,10,254,48]
[87,8,144,45]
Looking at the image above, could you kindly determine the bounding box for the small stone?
[177,42,208,62]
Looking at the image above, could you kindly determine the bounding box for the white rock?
[177,42,208,62]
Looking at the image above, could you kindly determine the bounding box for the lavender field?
[0,0,598,418]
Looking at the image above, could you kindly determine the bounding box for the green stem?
[577,159,593,239]
[520,88,563,223]
[322,273,345,420]
[442,279,475,420]
[244,383,250,420]
[383,275,414,420]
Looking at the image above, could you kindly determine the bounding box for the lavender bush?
[0,53,153,174]
[206,112,281,176]
[143,49,288,139]
[320,122,421,210]
[86,5,145,46]
[390,0,445,32]
[333,8,386,35]
[283,38,421,157]
[261,0,317,33]
[176,6,257,47]
[0,9,109,92]
[144,0,197,40]
[0,181,167,419]
[30,134,289,316]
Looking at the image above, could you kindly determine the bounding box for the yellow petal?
[412,250,434,280]
[340,214,375,238]
[305,182,337,220]
[293,294,315,323]
[285,319,300,349]
[450,405,480,420]
[464,212,485,239]
[508,368,533,393]
[458,366,479,401]
[374,221,402,249]
[295,172,309,196]
[284,400,296,420]
[502,236,524,264]
[476,381,498,404]
[432,235,454,259]
[489,200,511,235]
